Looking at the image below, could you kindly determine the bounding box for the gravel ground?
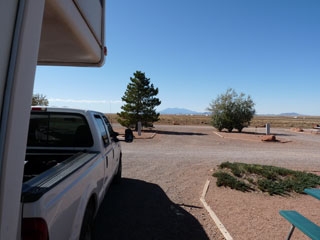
[206,178,320,240]
[94,125,320,240]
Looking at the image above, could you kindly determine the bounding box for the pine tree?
[118,71,161,130]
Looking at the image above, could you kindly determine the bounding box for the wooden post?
[138,121,142,136]
[266,123,270,135]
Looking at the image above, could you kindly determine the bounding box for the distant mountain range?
[279,112,302,116]
[159,108,305,116]
[259,112,305,116]
[159,108,209,115]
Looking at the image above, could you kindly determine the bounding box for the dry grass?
[250,115,320,129]
[106,114,320,129]
[158,115,211,125]
[105,114,211,125]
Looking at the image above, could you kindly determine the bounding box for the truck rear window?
[27,113,93,147]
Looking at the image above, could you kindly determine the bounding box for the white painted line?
[200,179,233,240]
[213,131,224,138]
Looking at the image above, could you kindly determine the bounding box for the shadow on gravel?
[144,129,207,136]
[93,178,209,240]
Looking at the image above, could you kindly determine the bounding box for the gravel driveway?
[93,125,320,240]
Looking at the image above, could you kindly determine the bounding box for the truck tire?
[80,200,95,240]
[113,158,122,184]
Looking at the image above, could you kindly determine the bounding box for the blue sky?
[34,0,320,115]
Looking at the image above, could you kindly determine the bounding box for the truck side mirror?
[111,131,119,137]
[111,131,120,142]
[125,129,133,143]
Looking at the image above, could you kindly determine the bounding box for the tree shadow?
[93,178,209,240]
[143,129,207,136]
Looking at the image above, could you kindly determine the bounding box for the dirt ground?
[206,177,320,240]
[93,125,320,240]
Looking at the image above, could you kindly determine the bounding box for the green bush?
[257,179,289,195]
[213,162,320,195]
[213,172,252,192]
[220,161,243,177]
[208,89,255,132]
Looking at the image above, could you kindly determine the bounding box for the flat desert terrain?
[93,124,320,240]
[106,114,320,129]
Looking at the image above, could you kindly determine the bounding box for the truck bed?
[22,151,99,203]
[24,150,79,181]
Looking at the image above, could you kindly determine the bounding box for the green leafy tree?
[208,88,255,132]
[32,93,49,106]
[118,71,161,130]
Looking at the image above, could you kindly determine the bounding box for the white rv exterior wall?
[0,1,45,239]
[0,1,19,117]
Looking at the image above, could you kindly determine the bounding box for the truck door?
[103,116,120,172]
[94,115,113,188]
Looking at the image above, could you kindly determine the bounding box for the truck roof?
[31,106,103,115]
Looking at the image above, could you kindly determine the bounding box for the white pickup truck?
[21,107,132,240]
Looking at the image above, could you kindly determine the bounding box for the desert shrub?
[257,179,288,195]
[213,172,252,192]
[213,162,320,195]
[208,89,255,132]
[247,178,255,184]
[220,161,243,177]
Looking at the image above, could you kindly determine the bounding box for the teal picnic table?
[280,189,320,240]
[305,189,320,201]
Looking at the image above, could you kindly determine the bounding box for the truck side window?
[94,115,110,146]
[103,116,114,136]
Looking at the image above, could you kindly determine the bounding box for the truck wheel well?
[79,194,97,240]
[87,194,97,214]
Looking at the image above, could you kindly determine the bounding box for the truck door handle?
[105,156,108,168]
